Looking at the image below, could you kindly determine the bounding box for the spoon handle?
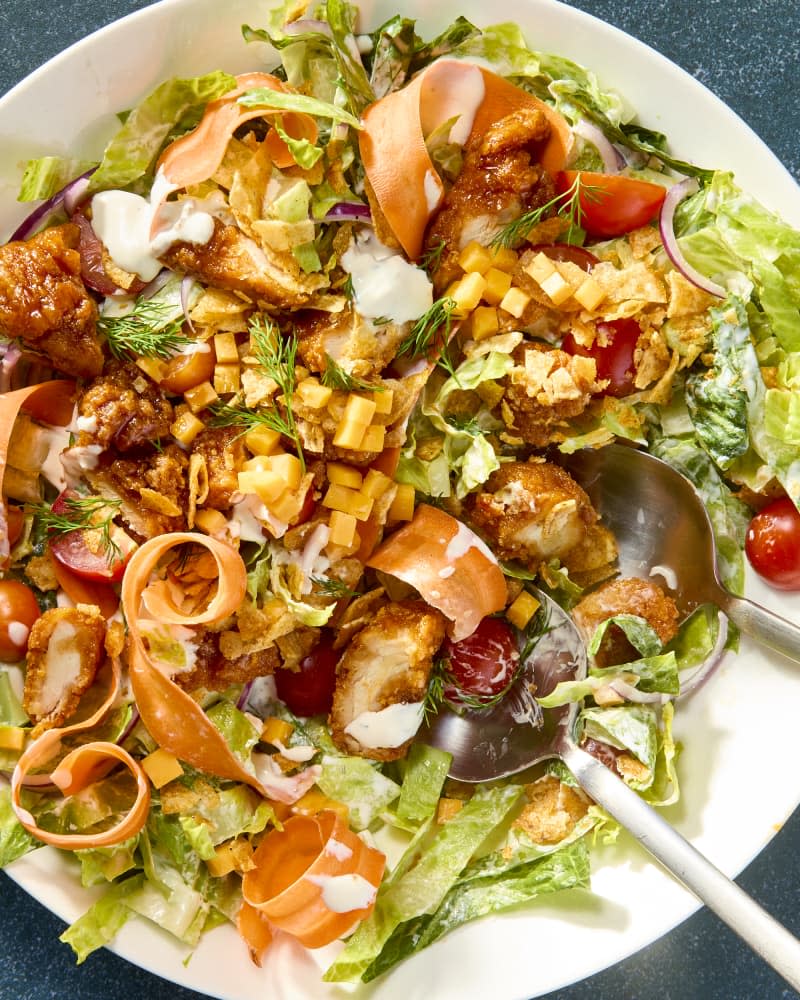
[718,591,800,663]
[561,741,800,991]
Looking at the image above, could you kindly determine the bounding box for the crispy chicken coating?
[85,443,188,540]
[175,630,280,694]
[512,774,590,845]
[502,342,603,448]
[78,361,173,452]
[465,461,615,575]
[572,577,680,667]
[0,223,103,378]
[294,306,408,379]
[191,427,247,510]
[425,108,556,291]
[329,600,446,761]
[160,219,321,310]
[23,606,106,734]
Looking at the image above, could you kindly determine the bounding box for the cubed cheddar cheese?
[327,462,363,489]
[261,717,295,745]
[0,726,25,751]
[245,425,282,456]
[539,270,573,306]
[361,468,392,500]
[170,409,206,447]
[297,377,333,409]
[481,267,513,306]
[213,363,241,395]
[194,508,228,535]
[506,590,541,630]
[471,306,500,342]
[387,482,415,523]
[524,251,557,284]
[450,272,487,315]
[359,424,385,453]
[373,388,394,415]
[327,509,358,548]
[499,286,532,319]
[213,332,240,364]
[343,394,377,425]
[488,246,519,272]
[142,748,184,789]
[573,275,606,311]
[457,241,494,275]
[322,483,373,521]
[184,380,219,414]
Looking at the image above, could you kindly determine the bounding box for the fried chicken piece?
[572,577,680,667]
[294,306,408,379]
[465,461,614,575]
[424,108,556,291]
[502,342,603,448]
[174,630,280,694]
[23,606,106,734]
[329,600,446,761]
[0,223,103,378]
[191,427,247,510]
[159,219,322,309]
[78,361,173,452]
[512,774,590,845]
[85,443,188,540]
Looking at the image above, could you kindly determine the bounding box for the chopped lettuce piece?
[587,614,663,659]
[77,837,139,886]
[394,744,452,829]
[316,755,401,831]
[0,671,27,726]
[205,701,260,764]
[0,787,38,866]
[580,704,658,790]
[60,875,145,963]
[18,156,95,202]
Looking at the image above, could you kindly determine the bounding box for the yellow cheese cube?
[213,331,240,364]
[136,357,168,382]
[471,306,500,342]
[489,246,519,272]
[573,275,606,311]
[269,488,306,524]
[194,508,227,535]
[183,380,219,414]
[539,270,574,306]
[499,286,532,319]
[0,726,25,752]
[387,482,415,523]
[450,271,487,315]
[524,251,557,284]
[206,838,255,877]
[372,388,394,415]
[322,483,374,521]
[506,590,541,631]
[332,420,369,450]
[327,462,363,490]
[270,452,303,491]
[245,425,282,456]
[436,798,465,824]
[213,363,241,395]
[261,717,295,745]
[292,788,349,820]
[359,424,386,453]
[170,409,206,447]
[142,748,184,789]
[238,468,285,503]
[327,509,358,548]
[481,267,513,306]
[457,241,494,275]
[343,393,377,425]
[361,468,392,500]
[297,377,333,409]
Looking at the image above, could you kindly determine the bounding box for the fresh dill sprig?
[490,174,603,250]
[208,402,294,440]
[341,273,354,300]
[397,296,457,361]
[30,495,123,562]
[310,576,362,599]
[320,355,384,393]
[248,315,304,468]
[98,299,190,360]
[419,239,446,272]
[423,657,448,723]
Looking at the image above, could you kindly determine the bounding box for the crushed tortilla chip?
[139,488,182,517]
[188,453,209,529]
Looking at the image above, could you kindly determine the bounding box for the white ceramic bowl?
[2,2,799,998]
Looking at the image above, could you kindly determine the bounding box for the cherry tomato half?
[745,497,800,591]
[562,317,640,397]
[442,616,520,702]
[0,580,41,661]
[48,490,136,583]
[556,171,667,240]
[159,343,216,395]
[529,243,599,272]
[275,637,339,716]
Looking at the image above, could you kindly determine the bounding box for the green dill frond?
[310,576,362,599]
[208,402,293,440]
[419,239,446,272]
[490,174,603,250]
[246,314,304,469]
[423,658,448,723]
[29,495,123,562]
[98,299,190,360]
[397,296,457,361]
[320,355,384,393]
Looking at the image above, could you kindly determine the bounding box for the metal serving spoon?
[421,588,800,990]
[562,442,800,662]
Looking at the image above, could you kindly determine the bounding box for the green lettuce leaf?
[587,614,663,658]
[393,744,452,830]
[18,157,95,202]
[60,875,145,962]
[579,704,658,790]
[0,671,27,726]
[0,787,38,866]
[316,755,401,831]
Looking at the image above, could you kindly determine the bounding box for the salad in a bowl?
[1,0,799,991]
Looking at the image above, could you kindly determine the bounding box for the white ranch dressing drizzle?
[306,872,377,913]
[38,426,72,491]
[38,620,80,715]
[444,520,499,566]
[344,701,425,749]
[341,232,433,325]
[7,621,29,648]
[90,170,215,281]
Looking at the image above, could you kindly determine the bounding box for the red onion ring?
[283,18,333,37]
[323,202,372,223]
[9,168,95,242]
[607,678,670,704]
[572,119,624,173]
[677,611,729,700]
[659,178,726,297]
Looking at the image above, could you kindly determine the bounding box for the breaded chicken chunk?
[465,461,617,576]
[572,577,680,667]
[329,600,446,761]
[78,361,173,452]
[23,606,106,734]
[294,306,407,380]
[425,108,557,291]
[191,427,247,510]
[0,224,103,378]
[174,630,280,694]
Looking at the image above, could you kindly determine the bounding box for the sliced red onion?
[677,611,729,700]
[138,268,173,300]
[180,274,197,332]
[283,18,333,37]
[9,167,95,242]
[117,707,141,745]
[659,178,726,297]
[572,119,624,173]
[323,202,372,223]
[236,680,254,711]
[607,678,670,704]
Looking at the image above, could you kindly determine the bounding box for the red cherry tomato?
[0,580,41,661]
[556,171,667,239]
[275,638,339,716]
[529,243,599,272]
[562,317,640,397]
[745,497,800,591]
[48,490,136,583]
[442,616,520,701]
[51,559,119,619]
